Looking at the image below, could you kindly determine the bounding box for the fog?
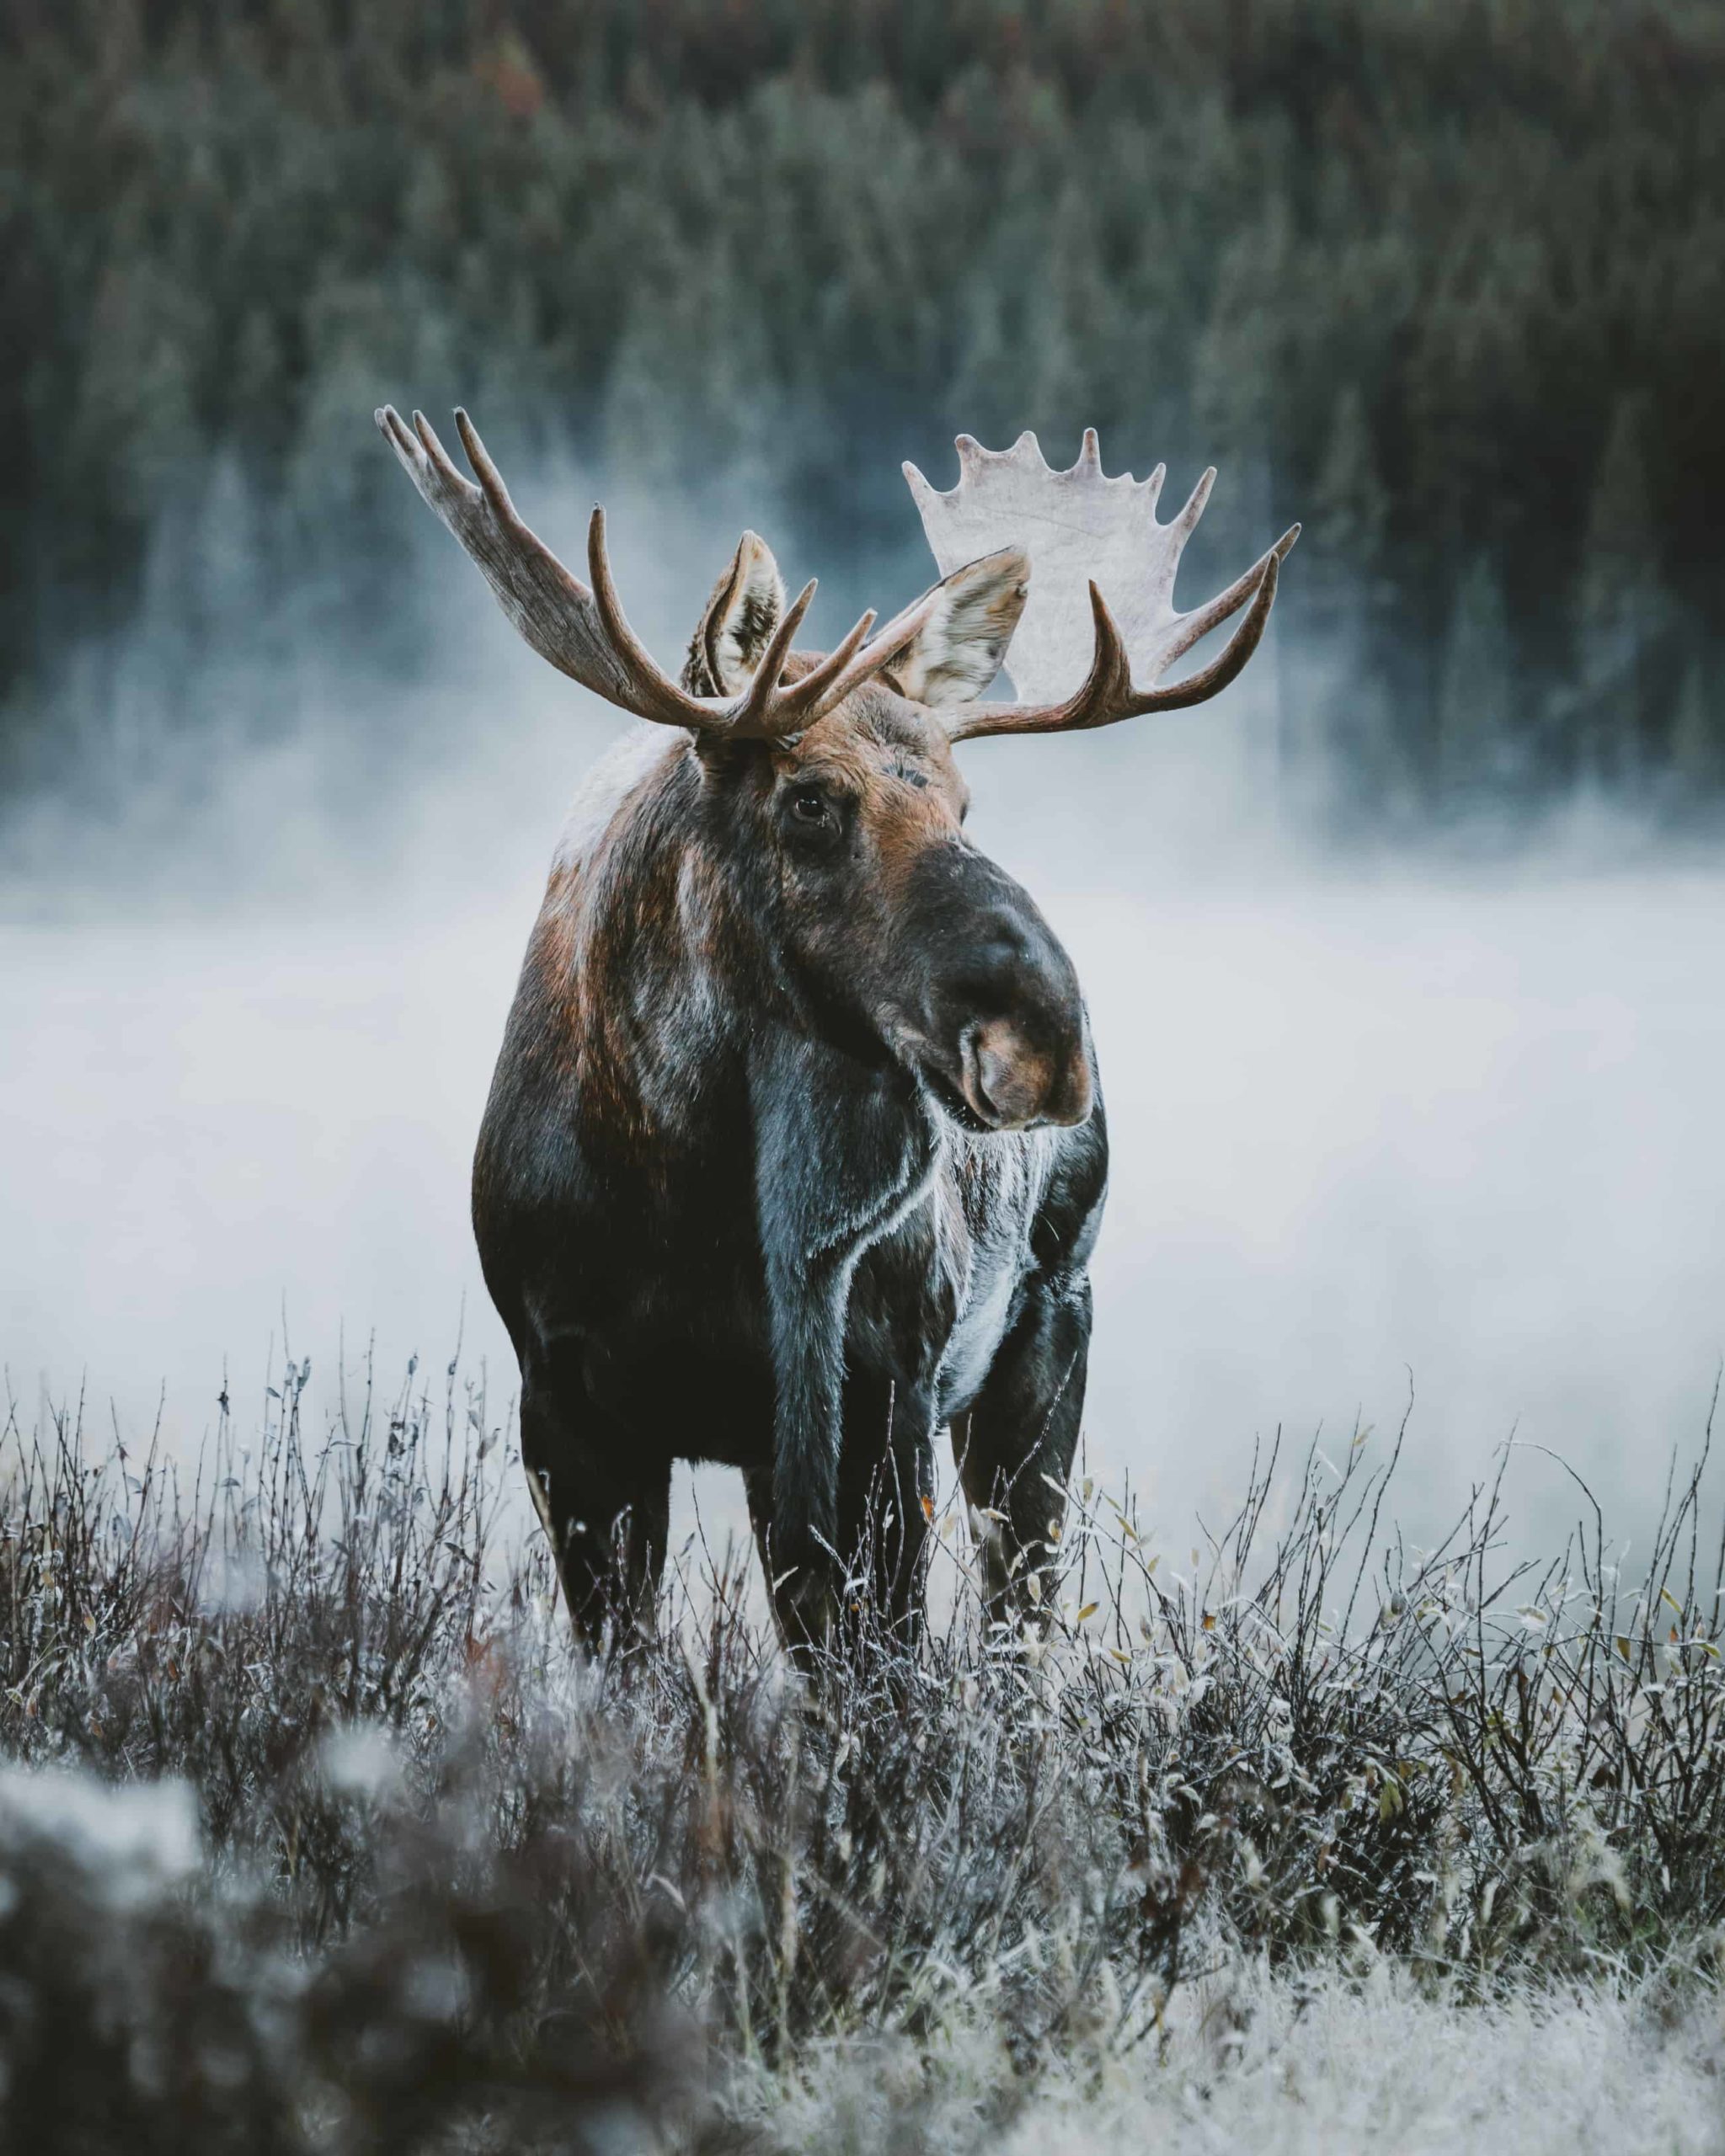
[5,462,1723,1564]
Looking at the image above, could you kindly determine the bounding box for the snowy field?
[757,1967,1725,2155]
[7,1722,1724,2154]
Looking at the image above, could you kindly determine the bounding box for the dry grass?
[3,1357,1723,2150]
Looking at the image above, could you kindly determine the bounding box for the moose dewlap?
[377,408,1296,1645]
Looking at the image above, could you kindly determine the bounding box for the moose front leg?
[953,1269,1092,1630]
[751,1040,939,1648]
[757,1246,852,1644]
[836,1369,938,1640]
[520,1360,672,1651]
[751,1356,939,1648]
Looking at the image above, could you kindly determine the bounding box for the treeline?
[4,0,1723,816]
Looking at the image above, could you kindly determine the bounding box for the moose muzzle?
[895,846,1092,1134]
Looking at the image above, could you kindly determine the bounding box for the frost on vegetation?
[745,1967,1725,2156]
[318,1722,403,1802]
[0,1764,199,1908]
[3,1360,1725,2150]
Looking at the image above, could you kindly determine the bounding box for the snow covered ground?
[6,1758,1722,2155]
[761,1966,1725,2156]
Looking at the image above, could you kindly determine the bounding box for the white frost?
[0,1766,199,1908]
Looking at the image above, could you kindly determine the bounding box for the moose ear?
[684,531,788,696]
[888,547,1030,708]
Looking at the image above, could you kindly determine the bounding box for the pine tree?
[1575,392,1675,785]
[1434,555,1517,804]
[1290,384,1403,817]
[1667,647,1722,794]
[1312,385,1389,586]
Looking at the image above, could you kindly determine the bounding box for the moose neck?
[531,734,908,1158]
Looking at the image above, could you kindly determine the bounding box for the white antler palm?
[904,429,1299,740]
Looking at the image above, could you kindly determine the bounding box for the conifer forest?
[5,0,1723,822]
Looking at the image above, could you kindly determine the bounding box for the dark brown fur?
[475,600,1106,1647]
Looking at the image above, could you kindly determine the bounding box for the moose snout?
[961,1016,1092,1130]
[895,844,1093,1133]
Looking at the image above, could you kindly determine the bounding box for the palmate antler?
[377,406,938,739]
[905,429,1299,742]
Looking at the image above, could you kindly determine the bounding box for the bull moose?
[377,406,1296,1644]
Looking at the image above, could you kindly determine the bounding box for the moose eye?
[788,787,831,827]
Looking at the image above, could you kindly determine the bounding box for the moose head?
[377,408,1297,1138]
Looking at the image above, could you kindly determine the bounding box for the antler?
[377,407,937,738]
[903,428,1299,743]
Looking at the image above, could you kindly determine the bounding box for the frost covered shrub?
[2,1363,1725,2150]
[0,1748,692,2153]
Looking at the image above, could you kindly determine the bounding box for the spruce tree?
[1576,392,1675,787]
[1434,555,1517,806]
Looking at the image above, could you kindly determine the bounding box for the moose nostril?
[967,1022,1052,1130]
[963,1018,1092,1130]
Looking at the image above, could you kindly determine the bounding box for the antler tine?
[414,409,478,501]
[798,584,947,725]
[768,604,880,728]
[586,510,902,740]
[379,405,477,515]
[585,505,725,729]
[730,577,821,731]
[585,501,914,740]
[1169,465,1217,542]
[451,407,523,523]
[1153,523,1301,675]
[948,551,1286,744]
[1133,549,1283,712]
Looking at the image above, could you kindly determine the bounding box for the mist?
[4,452,1723,1564]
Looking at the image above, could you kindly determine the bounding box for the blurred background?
[4,0,1724,1554]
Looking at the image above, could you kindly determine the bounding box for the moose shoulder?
[378,410,1296,1644]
